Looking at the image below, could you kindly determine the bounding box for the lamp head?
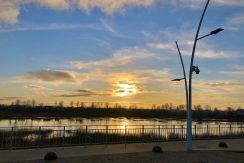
[171,77,185,81]
[210,28,224,35]
[192,66,200,74]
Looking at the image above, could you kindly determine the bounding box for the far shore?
[0,105,244,122]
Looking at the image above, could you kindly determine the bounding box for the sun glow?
[116,83,137,97]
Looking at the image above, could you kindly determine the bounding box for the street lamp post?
[171,0,224,152]
[173,41,189,122]
[188,0,223,151]
[188,0,210,151]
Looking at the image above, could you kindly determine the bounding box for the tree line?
[0,100,243,122]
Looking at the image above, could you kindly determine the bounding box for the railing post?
[194,125,197,139]
[241,124,243,132]
[181,125,184,139]
[85,126,88,145]
[62,126,65,146]
[173,125,176,137]
[230,124,232,138]
[10,127,14,150]
[124,125,127,145]
[207,125,209,137]
[142,125,144,143]
[38,126,41,148]
[158,125,160,141]
[106,125,108,144]
[219,125,221,137]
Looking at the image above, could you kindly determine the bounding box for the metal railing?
[0,124,243,149]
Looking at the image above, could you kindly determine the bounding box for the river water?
[0,117,241,129]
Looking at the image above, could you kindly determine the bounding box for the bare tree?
[105,102,109,109]
[76,101,80,108]
[80,102,85,108]
[59,101,63,107]
[152,104,156,110]
[91,102,95,108]
[31,99,36,107]
[70,101,74,107]
[15,99,21,106]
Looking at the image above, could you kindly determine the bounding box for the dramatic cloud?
[17,70,87,84]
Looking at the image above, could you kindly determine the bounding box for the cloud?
[220,65,244,78]
[56,89,97,97]
[37,0,70,10]
[45,89,111,98]
[147,42,175,51]
[71,47,156,69]
[205,82,244,87]
[24,84,50,90]
[148,41,240,59]
[226,13,244,30]
[171,0,244,9]
[17,70,88,84]
[0,96,24,101]
[76,0,155,14]
[0,23,102,32]
[1,0,243,24]
[0,0,23,24]
[0,0,156,24]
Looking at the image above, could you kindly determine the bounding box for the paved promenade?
[0,139,243,162]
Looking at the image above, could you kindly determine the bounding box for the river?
[0,117,241,129]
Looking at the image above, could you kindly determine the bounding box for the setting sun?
[116,83,137,97]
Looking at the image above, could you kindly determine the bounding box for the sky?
[0,0,243,109]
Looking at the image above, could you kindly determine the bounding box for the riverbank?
[0,139,243,162]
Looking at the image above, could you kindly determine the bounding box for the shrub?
[44,152,58,161]
[152,146,163,153]
[218,142,228,148]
